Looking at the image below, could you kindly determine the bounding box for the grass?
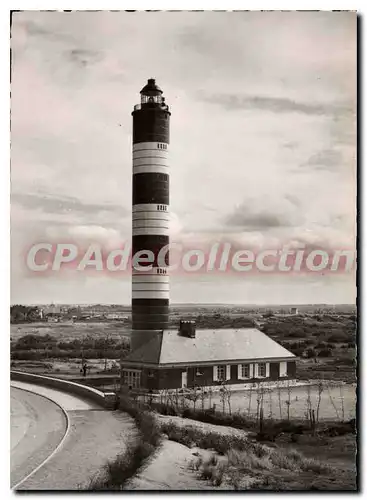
[161,420,356,491]
[89,396,161,490]
[89,441,154,490]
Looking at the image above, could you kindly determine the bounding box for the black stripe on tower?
[133,172,169,205]
[132,107,170,144]
[132,300,169,329]
[132,317,169,330]
[132,298,169,307]
[132,300,169,330]
[132,234,169,267]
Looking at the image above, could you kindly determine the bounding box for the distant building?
[106,313,128,320]
[47,316,59,323]
[43,304,61,316]
[290,307,299,315]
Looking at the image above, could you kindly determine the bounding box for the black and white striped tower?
[131,79,170,352]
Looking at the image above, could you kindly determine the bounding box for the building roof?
[124,334,163,364]
[123,328,295,366]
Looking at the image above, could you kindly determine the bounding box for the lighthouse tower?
[131,79,170,352]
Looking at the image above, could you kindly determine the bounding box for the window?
[157,204,167,211]
[258,363,266,378]
[279,361,287,377]
[216,365,226,382]
[241,364,250,379]
[157,173,168,181]
[123,370,141,388]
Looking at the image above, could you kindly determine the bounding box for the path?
[11,381,136,490]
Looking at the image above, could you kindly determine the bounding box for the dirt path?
[126,440,223,491]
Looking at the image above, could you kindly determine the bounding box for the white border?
[3,4,362,499]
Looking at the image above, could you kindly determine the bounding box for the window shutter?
[250,364,254,379]
[226,365,231,381]
[266,363,270,378]
[213,365,218,382]
[254,363,258,378]
[237,364,242,380]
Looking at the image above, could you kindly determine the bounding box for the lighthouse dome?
[140,78,163,96]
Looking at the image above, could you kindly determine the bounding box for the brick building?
[121,321,296,391]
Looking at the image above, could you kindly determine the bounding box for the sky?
[10,11,356,305]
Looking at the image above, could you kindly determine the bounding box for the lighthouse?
[131,79,170,352]
[121,80,297,392]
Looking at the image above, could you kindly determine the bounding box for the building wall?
[122,359,296,391]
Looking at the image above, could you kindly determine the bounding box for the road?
[11,381,136,490]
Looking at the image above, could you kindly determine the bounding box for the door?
[181,371,187,388]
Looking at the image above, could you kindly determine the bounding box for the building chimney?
[179,320,196,338]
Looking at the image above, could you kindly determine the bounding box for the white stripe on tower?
[132,140,169,299]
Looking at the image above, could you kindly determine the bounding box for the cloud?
[10,11,356,304]
[68,48,103,68]
[224,196,302,230]
[302,149,343,171]
[11,192,128,218]
[199,93,354,117]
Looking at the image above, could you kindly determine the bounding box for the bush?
[331,356,355,366]
[305,348,317,359]
[180,407,254,431]
[160,421,262,456]
[90,441,152,490]
[315,341,328,349]
[326,333,349,343]
[90,396,161,490]
[318,348,332,358]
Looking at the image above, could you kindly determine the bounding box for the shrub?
[315,341,328,349]
[180,407,254,431]
[200,464,214,481]
[90,438,157,490]
[90,396,161,490]
[305,348,317,358]
[326,333,349,343]
[318,348,332,358]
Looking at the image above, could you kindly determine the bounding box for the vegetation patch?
[89,395,161,490]
[162,421,352,490]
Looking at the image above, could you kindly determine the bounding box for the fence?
[129,380,356,422]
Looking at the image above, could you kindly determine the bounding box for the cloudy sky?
[11,11,356,305]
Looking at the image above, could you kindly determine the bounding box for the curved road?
[11,381,136,490]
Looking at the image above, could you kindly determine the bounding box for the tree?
[316,381,324,424]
